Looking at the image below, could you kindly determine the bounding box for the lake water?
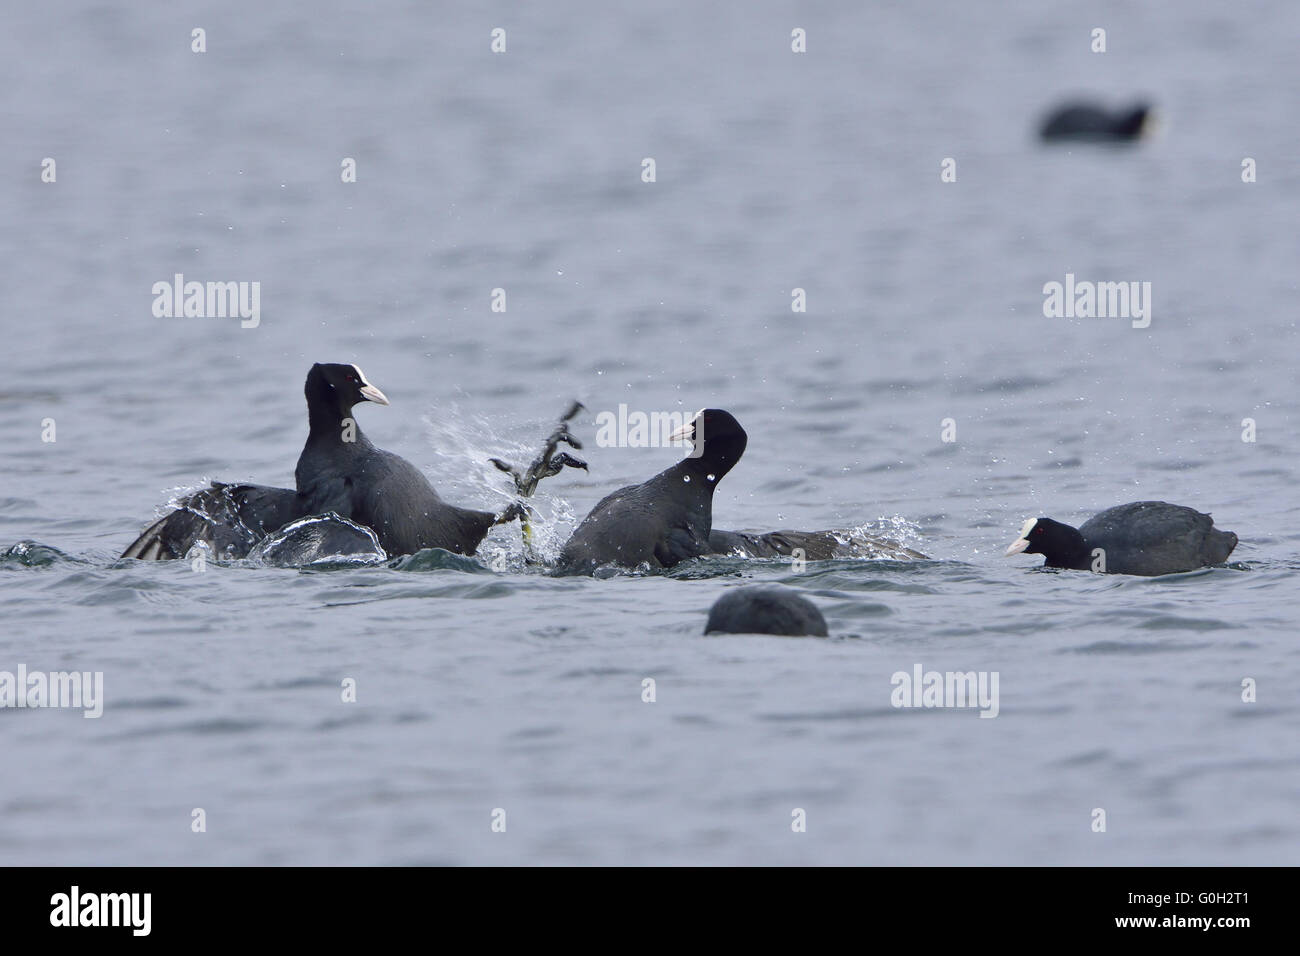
[1,0,1297,865]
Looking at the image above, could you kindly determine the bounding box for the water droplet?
[707,473,716,482]
[682,475,690,483]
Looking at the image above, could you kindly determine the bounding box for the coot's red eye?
[347,375,355,382]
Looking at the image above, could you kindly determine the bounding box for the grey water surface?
[1,1,1297,865]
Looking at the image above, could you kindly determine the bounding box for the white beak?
[669,409,705,444]
[1005,518,1037,556]
[352,364,389,405]
[360,384,389,406]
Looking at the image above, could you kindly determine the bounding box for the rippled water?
[2,1,1297,865]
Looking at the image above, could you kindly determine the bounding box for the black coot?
[1005,501,1237,575]
[557,408,746,572]
[1039,101,1152,142]
[123,363,513,560]
[704,585,828,637]
[291,363,508,557]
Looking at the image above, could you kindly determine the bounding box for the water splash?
[847,514,926,552]
[420,402,583,564]
[248,515,387,568]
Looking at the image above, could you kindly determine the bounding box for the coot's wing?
[1080,501,1234,575]
[121,482,304,560]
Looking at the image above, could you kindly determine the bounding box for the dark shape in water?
[705,585,829,637]
[1039,101,1152,142]
[1005,501,1237,576]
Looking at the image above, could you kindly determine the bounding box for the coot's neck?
[1043,525,1093,570]
[307,404,362,441]
[305,380,363,444]
[656,432,746,538]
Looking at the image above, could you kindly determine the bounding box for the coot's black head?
[1005,517,1086,567]
[305,363,389,422]
[669,408,747,480]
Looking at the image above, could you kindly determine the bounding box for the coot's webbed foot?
[491,401,587,497]
[538,451,588,481]
[488,402,587,563]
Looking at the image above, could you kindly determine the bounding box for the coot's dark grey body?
[123,364,504,561]
[1006,501,1237,576]
[557,409,746,573]
[1040,102,1151,142]
[705,585,828,637]
[294,419,497,558]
